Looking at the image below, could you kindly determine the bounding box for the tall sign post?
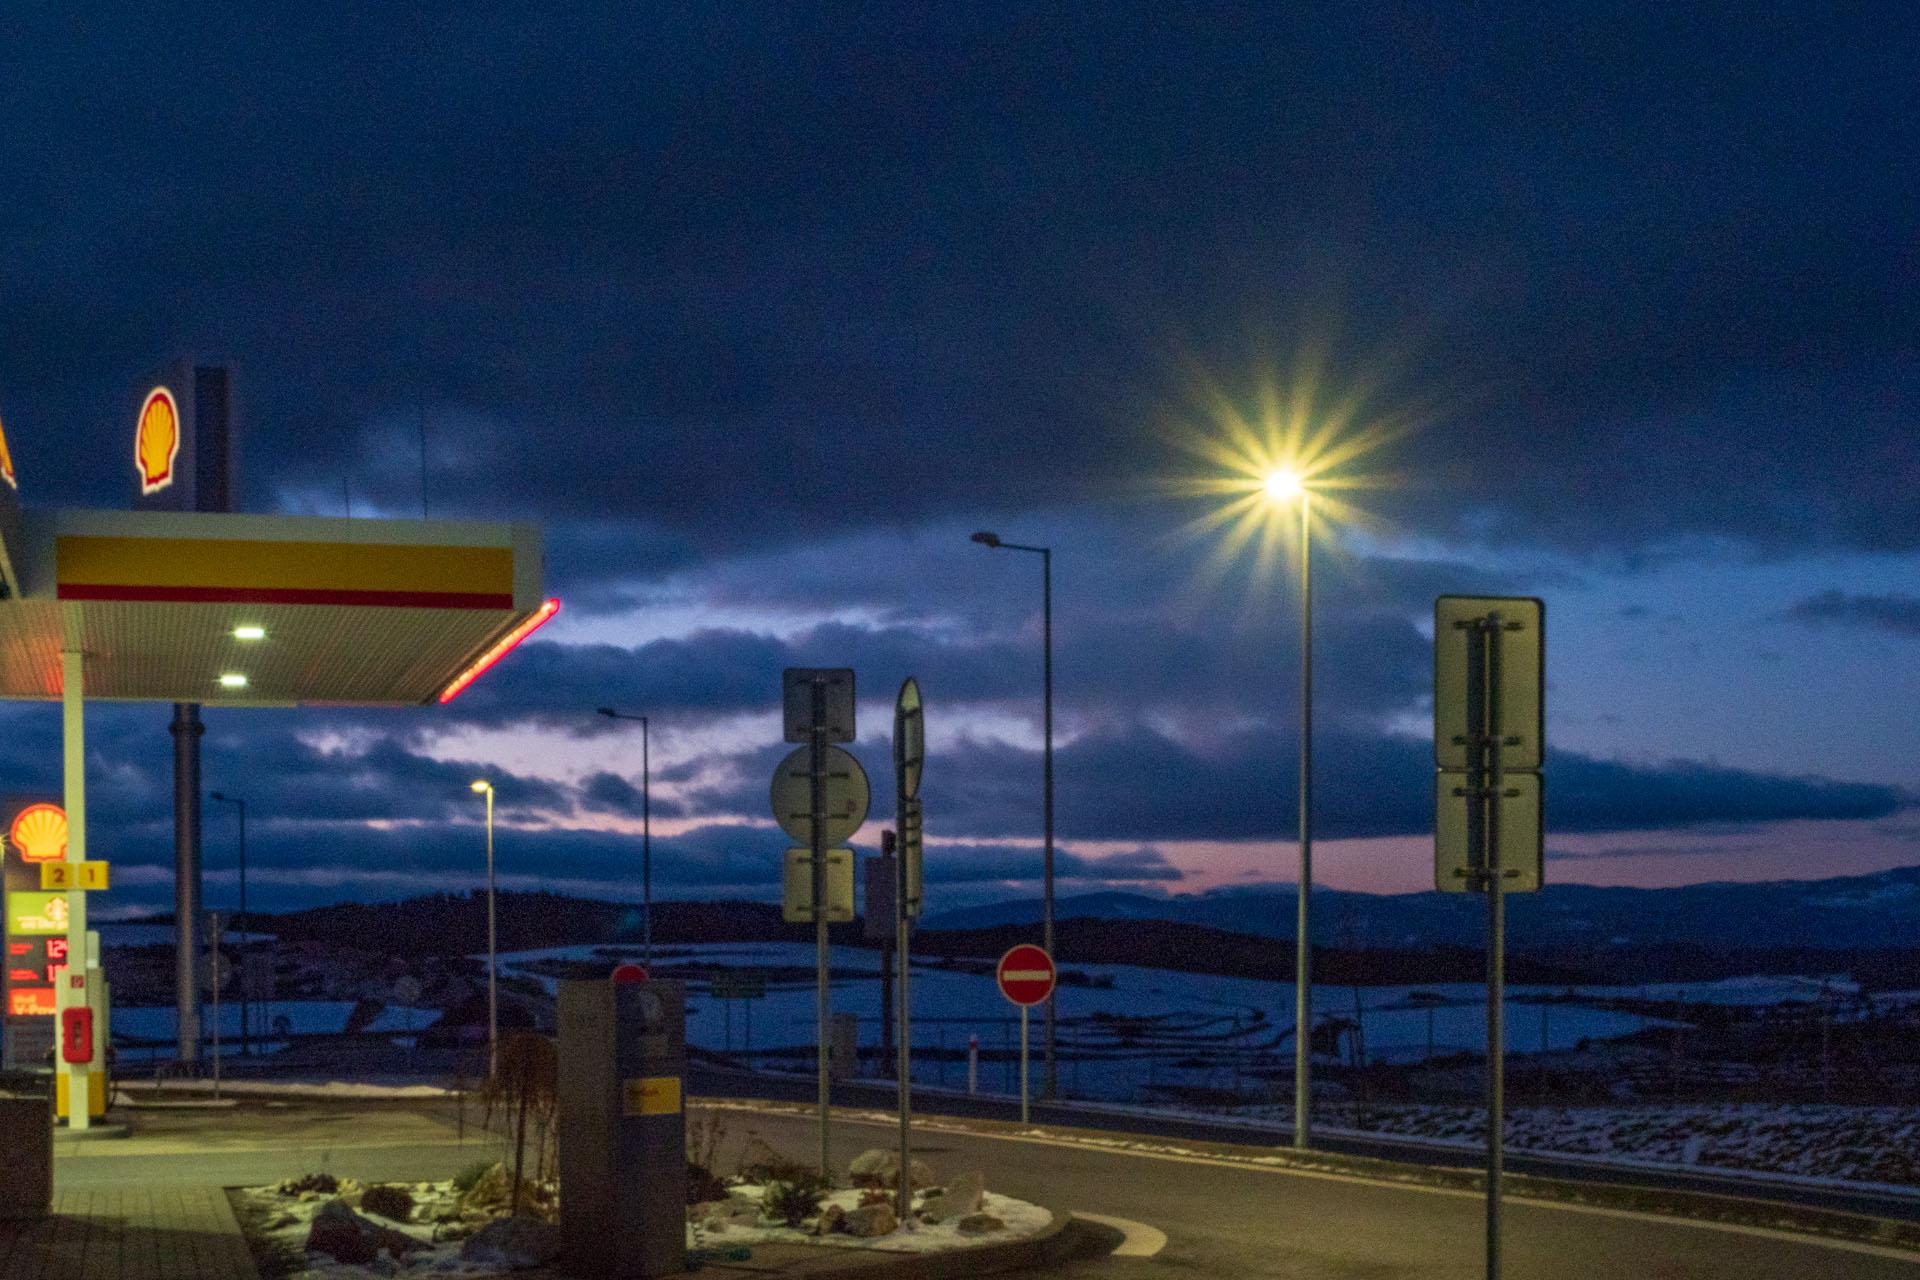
[996,943,1055,1124]
[775,668,862,1180]
[891,677,925,1221]
[134,357,235,1068]
[1434,596,1544,1280]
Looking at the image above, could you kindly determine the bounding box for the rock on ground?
[957,1212,1005,1236]
[843,1203,897,1237]
[305,1199,427,1265]
[460,1215,563,1269]
[848,1147,934,1188]
[918,1170,985,1223]
[459,1163,514,1212]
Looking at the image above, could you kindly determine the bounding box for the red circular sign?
[995,944,1055,1006]
[611,964,648,984]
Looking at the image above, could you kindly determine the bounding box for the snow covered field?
[111,1001,438,1061]
[493,941,1683,1102]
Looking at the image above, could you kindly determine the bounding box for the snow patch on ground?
[235,1175,1050,1278]
[692,1185,1050,1253]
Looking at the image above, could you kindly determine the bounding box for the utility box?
[829,1011,860,1079]
[0,1074,52,1219]
[557,978,687,1279]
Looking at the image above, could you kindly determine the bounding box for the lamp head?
[210,791,226,802]
[470,780,492,795]
[1263,469,1305,500]
[970,531,1002,547]
[596,707,617,718]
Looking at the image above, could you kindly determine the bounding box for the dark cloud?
[1781,590,1920,637]
[0,4,1911,559]
[926,725,1909,843]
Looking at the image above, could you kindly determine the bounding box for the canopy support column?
[171,704,203,1065]
[60,615,90,1129]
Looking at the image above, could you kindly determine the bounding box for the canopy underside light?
[0,509,545,706]
[438,598,560,704]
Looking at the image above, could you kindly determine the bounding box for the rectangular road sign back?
[783,668,856,743]
[1435,771,1543,892]
[1434,596,1544,771]
[782,847,855,922]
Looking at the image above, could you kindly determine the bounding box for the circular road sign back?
[996,944,1056,1006]
[770,744,871,845]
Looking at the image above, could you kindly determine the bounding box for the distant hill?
[918,865,1920,952]
[123,864,1920,987]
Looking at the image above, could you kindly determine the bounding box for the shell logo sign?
[9,804,67,863]
[136,386,181,494]
[0,414,15,490]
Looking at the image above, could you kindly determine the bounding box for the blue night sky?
[1,3,1916,918]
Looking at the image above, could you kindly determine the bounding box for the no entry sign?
[996,944,1055,1006]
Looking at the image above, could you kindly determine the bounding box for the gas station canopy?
[0,508,551,706]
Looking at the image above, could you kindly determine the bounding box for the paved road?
[711,1102,1920,1280]
[694,1062,1920,1223]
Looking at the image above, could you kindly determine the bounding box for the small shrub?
[762,1178,826,1228]
[688,1110,728,1172]
[687,1161,729,1205]
[452,1160,494,1194]
[360,1184,414,1221]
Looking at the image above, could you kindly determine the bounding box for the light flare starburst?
[1163,356,1425,608]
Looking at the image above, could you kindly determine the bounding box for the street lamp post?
[208,791,247,1055]
[1263,469,1315,1149]
[596,708,652,969]
[470,779,498,1080]
[970,530,1057,1099]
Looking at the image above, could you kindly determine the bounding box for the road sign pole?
[810,676,831,1182]
[1020,1005,1030,1124]
[891,677,924,1224]
[1476,614,1507,1280]
[1434,596,1541,1280]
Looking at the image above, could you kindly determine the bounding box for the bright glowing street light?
[1170,363,1422,1147]
[470,779,498,1079]
[1263,469,1304,500]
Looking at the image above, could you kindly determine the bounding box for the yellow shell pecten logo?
[9,803,68,863]
[0,413,15,490]
[136,386,181,494]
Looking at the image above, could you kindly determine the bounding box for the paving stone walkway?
[0,1186,255,1280]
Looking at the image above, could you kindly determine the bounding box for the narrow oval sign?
[996,943,1055,1006]
[894,677,924,801]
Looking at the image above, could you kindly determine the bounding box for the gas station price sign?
[2,798,66,1064]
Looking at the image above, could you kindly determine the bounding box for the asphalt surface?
[53,1094,506,1190]
[51,1081,1920,1279]
[692,1062,1920,1223]
[714,1102,1920,1280]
